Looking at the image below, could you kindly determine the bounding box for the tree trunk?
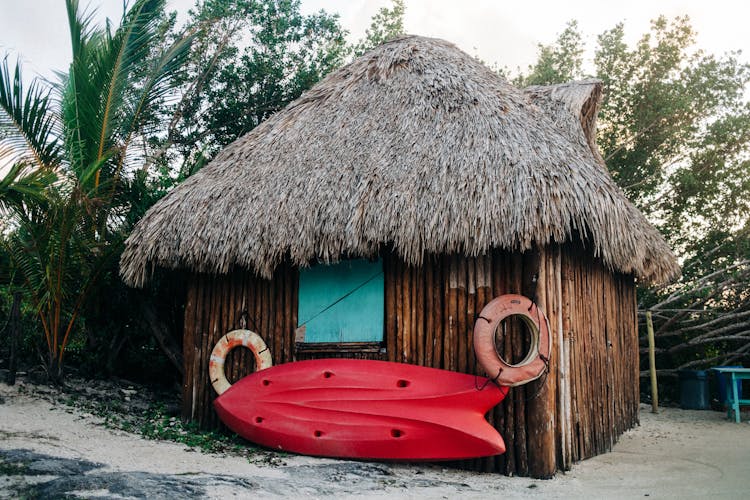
[46,354,63,385]
[6,291,21,385]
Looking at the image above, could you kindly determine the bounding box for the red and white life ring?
[473,294,551,387]
[209,330,273,396]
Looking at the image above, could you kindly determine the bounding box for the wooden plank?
[411,264,420,365]
[401,260,410,363]
[466,257,477,373]
[525,247,557,478]
[448,255,460,372]
[181,276,197,421]
[295,341,384,354]
[457,257,468,373]
[222,274,234,386]
[425,257,435,368]
[205,275,222,427]
[385,255,397,363]
[559,247,573,469]
[193,274,206,423]
[515,253,532,476]
[442,255,451,370]
[271,268,282,366]
[283,264,293,363]
[433,257,444,369]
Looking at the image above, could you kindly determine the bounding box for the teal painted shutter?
[297,259,384,343]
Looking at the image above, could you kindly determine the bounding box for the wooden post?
[646,311,658,413]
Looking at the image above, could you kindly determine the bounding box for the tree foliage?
[0,0,193,380]
[154,0,350,165]
[352,0,405,57]
[1,0,409,381]
[518,16,750,371]
[522,20,583,86]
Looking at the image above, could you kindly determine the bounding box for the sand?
[1,380,749,499]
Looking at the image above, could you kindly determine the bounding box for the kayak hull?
[214,359,508,461]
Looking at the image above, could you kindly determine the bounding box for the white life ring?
[208,329,273,395]
[473,294,551,387]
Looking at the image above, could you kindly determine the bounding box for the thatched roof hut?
[121,35,678,478]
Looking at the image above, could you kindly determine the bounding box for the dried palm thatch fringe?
[120,35,679,287]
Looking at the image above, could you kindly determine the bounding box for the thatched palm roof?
[120,35,679,287]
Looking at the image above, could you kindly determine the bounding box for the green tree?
[517,16,750,371]
[0,0,192,381]
[521,20,583,86]
[153,0,350,165]
[352,0,405,57]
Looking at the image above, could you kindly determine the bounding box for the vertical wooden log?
[444,255,459,371]
[514,255,532,475]
[205,276,222,427]
[276,267,285,364]
[385,255,397,362]
[191,275,205,422]
[632,278,640,427]
[416,264,425,366]
[457,257,468,373]
[559,249,574,468]
[239,271,252,371]
[443,257,450,371]
[283,265,293,363]
[412,265,421,366]
[262,275,272,363]
[646,311,658,413]
[526,247,559,478]
[394,259,404,363]
[425,257,435,367]
[271,270,282,366]
[401,261,411,363]
[182,277,196,420]
[584,258,595,455]
[196,277,209,427]
[432,258,444,369]
[466,257,477,373]
[223,274,237,385]
[285,266,292,363]
[237,271,250,377]
[253,273,263,367]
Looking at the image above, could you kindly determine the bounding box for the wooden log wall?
[182,264,298,428]
[181,244,639,477]
[560,244,640,465]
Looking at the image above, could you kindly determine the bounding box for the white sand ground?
[1,380,749,499]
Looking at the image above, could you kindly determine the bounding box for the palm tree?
[0,0,192,381]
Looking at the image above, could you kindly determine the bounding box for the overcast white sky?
[0,0,748,81]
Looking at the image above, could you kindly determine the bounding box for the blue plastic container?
[678,370,710,410]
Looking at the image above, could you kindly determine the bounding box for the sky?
[1,0,748,83]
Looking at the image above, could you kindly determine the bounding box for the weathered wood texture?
[182,244,638,477]
[182,264,298,428]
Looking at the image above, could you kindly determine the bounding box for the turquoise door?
[297,259,384,343]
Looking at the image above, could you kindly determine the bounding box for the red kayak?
[214,358,508,461]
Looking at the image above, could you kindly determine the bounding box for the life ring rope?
[209,329,273,396]
[473,294,552,387]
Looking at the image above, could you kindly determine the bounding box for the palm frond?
[0,57,61,169]
[61,0,170,189]
[0,162,56,215]
[95,0,166,159]
[125,28,194,136]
